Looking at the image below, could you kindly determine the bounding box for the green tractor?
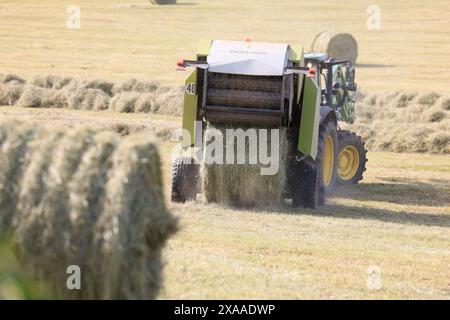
[172,40,367,208]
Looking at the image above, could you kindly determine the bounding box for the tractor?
[172,39,367,208]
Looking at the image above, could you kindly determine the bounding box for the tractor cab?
[305,53,358,124]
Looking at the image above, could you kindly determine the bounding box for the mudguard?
[181,70,198,148]
[320,106,337,124]
[298,77,321,160]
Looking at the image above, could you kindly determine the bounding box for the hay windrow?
[201,123,287,207]
[344,91,450,153]
[0,119,177,299]
[0,74,183,115]
[1,74,448,153]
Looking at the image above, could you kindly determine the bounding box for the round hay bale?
[0,120,177,299]
[311,31,358,64]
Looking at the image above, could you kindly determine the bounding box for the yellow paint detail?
[322,135,335,186]
[289,44,303,62]
[197,39,212,57]
[338,145,360,181]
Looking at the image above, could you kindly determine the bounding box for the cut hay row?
[344,92,450,153]
[201,124,287,207]
[0,73,184,115]
[0,107,179,140]
[0,119,177,299]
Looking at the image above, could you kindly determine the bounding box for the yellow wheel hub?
[322,135,335,187]
[338,146,360,181]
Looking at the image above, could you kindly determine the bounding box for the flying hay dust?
[201,123,287,207]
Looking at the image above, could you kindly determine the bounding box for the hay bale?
[311,31,358,64]
[0,119,177,299]
[201,123,287,207]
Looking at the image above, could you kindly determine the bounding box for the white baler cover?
[207,40,290,76]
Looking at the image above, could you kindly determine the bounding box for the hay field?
[0,0,449,92]
[160,145,450,299]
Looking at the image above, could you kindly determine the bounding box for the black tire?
[316,117,338,197]
[336,130,367,184]
[289,161,320,209]
[171,157,199,203]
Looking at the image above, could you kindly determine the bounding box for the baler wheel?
[171,157,199,203]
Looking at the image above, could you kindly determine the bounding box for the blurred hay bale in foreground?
[0,119,177,299]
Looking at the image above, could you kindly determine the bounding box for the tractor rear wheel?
[336,130,367,184]
[317,117,338,198]
[171,157,199,203]
[290,161,320,209]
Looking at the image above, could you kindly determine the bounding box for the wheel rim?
[322,135,335,187]
[338,146,360,181]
